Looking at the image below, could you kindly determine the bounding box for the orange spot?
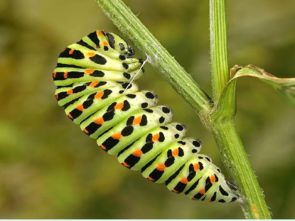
[63,72,68,78]
[210,175,216,184]
[87,51,96,57]
[199,188,205,195]
[95,117,104,125]
[102,41,109,46]
[121,162,130,168]
[172,148,179,157]
[112,133,122,140]
[115,102,124,110]
[180,177,188,184]
[69,49,74,55]
[67,89,73,95]
[152,133,160,142]
[156,163,166,171]
[76,104,84,111]
[133,149,142,157]
[95,91,104,99]
[133,116,142,125]
[193,163,200,171]
[85,69,94,75]
[89,81,99,88]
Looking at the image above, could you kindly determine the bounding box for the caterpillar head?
[106,32,135,58]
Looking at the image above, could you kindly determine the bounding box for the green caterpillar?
[52,30,240,203]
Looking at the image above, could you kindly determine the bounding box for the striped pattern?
[52,30,240,203]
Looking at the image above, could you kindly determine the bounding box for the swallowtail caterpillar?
[52,30,240,203]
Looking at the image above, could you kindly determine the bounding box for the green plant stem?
[209,0,271,218]
[96,0,211,115]
[210,0,229,100]
[96,0,272,218]
[212,121,271,219]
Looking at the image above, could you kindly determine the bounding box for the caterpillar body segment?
[52,30,240,203]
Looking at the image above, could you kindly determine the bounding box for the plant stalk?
[209,0,271,218]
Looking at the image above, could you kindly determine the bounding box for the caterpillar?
[52,30,240,203]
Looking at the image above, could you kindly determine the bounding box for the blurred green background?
[0,0,294,218]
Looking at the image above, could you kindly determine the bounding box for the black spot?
[159,117,165,123]
[178,148,184,156]
[88,31,100,46]
[103,46,109,51]
[102,137,119,151]
[69,108,82,119]
[59,48,84,59]
[121,126,134,136]
[187,170,196,181]
[194,192,204,200]
[141,102,148,108]
[140,115,148,126]
[106,32,115,49]
[68,71,84,78]
[122,83,132,89]
[210,192,217,202]
[219,186,229,196]
[199,162,204,170]
[148,169,164,182]
[126,94,136,99]
[145,134,153,142]
[160,126,168,130]
[141,142,154,153]
[218,199,226,203]
[122,62,129,69]
[231,197,238,202]
[145,92,155,99]
[106,102,117,112]
[73,85,86,93]
[124,155,140,168]
[205,157,211,162]
[123,72,131,79]
[193,140,201,147]
[176,124,184,131]
[205,177,213,192]
[165,165,184,185]
[126,116,135,125]
[162,106,171,113]
[122,100,131,111]
[56,92,68,100]
[178,140,186,145]
[164,157,174,167]
[85,122,101,135]
[92,70,105,77]
[119,55,126,60]
[83,99,94,109]
[144,109,153,113]
[174,182,186,193]
[102,89,112,99]
[89,54,107,65]
[174,134,180,139]
[192,149,198,153]
[159,132,165,142]
[103,111,115,121]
